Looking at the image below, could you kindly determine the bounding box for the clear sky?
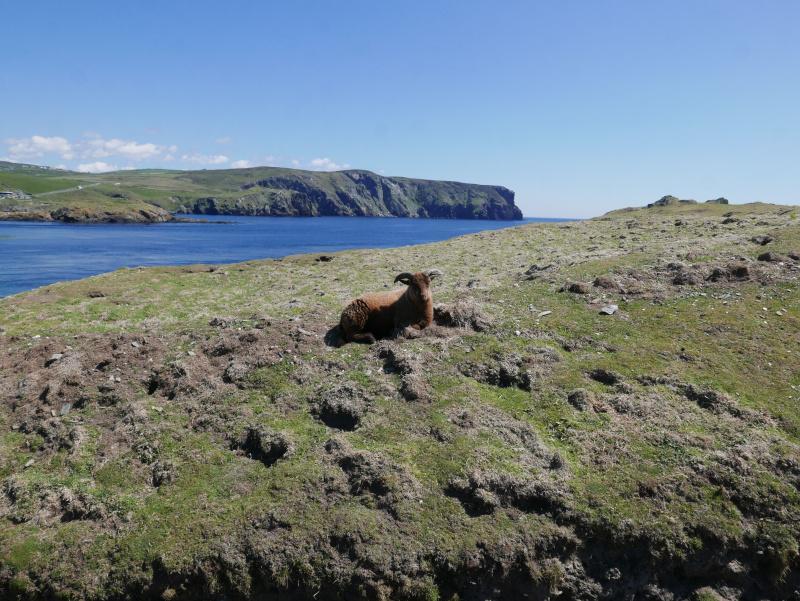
[2,1,798,218]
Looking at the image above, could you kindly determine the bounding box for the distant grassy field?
[0,171,93,195]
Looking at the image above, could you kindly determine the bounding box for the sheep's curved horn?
[424,269,443,279]
[394,272,414,284]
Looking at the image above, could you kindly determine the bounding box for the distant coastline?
[1,161,524,222]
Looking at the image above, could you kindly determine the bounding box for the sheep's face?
[394,270,441,304]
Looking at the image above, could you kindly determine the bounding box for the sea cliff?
[161,169,522,220]
[1,162,523,222]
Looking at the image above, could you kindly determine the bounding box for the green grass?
[1,203,799,599]
[0,171,92,195]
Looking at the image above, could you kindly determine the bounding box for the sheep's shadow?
[325,323,434,347]
[324,325,391,346]
[324,325,344,347]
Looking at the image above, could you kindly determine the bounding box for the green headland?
[0,161,522,222]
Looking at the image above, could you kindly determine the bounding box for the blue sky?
[2,1,798,218]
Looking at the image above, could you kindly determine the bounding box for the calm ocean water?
[0,215,567,298]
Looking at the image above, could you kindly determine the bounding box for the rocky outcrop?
[0,211,53,222]
[50,206,174,223]
[647,195,698,208]
[646,195,728,208]
[0,205,175,223]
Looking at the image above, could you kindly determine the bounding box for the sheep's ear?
[394,272,414,285]
[424,269,443,280]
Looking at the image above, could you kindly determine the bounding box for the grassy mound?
[1,202,799,600]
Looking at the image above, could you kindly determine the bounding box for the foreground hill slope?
[1,202,799,600]
[0,162,522,221]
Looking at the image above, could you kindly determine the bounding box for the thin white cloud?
[180,153,229,165]
[231,156,352,171]
[2,135,353,174]
[85,139,174,162]
[76,161,119,173]
[1,134,178,164]
[3,136,72,159]
[228,156,287,169]
[307,157,351,171]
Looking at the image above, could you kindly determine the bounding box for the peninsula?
[0,161,523,223]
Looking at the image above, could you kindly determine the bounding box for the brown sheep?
[339,269,443,344]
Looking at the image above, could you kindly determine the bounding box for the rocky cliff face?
[173,170,523,220]
[50,206,174,223]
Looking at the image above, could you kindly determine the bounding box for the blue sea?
[0,215,568,298]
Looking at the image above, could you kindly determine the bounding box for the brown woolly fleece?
[339,270,441,344]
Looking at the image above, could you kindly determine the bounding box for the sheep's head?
[394,269,442,304]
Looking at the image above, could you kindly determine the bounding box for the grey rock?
[45,353,64,367]
[647,195,697,208]
[600,305,618,315]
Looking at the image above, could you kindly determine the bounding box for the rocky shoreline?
[0,205,175,224]
[0,207,235,225]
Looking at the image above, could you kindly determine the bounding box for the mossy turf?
[1,202,799,600]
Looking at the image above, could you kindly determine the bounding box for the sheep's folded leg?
[349,331,377,344]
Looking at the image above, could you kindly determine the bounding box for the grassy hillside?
[0,173,92,196]
[0,202,798,600]
[0,161,522,221]
[0,162,93,193]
